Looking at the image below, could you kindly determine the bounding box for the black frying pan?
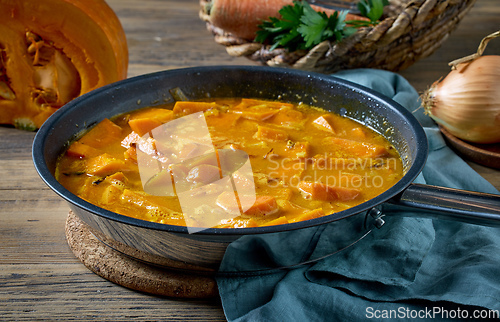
[32,66,500,272]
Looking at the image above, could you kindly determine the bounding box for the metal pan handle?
[388,183,500,227]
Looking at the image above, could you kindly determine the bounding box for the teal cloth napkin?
[216,69,500,321]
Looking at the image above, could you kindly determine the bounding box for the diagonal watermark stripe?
[136,112,256,233]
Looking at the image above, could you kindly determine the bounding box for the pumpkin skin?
[0,0,128,130]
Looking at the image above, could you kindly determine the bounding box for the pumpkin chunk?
[79,118,122,149]
[322,137,387,158]
[234,98,294,110]
[312,115,336,133]
[217,218,259,228]
[282,141,311,159]
[66,142,101,159]
[101,184,124,204]
[271,107,305,129]
[129,108,174,123]
[172,101,218,115]
[128,118,162,136]
[231,109,278,121]
[254,125,288,142]
[298,181,360,201]
[86,153,129,176]
[261,216,289,227]
[290,208,324,223]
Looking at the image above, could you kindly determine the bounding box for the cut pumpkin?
[0,0,128,130]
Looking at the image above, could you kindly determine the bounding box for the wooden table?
[1,0,499,320]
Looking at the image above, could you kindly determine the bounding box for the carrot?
[298,181,360,201]
[244,195,279,217]
[208,0,368,40]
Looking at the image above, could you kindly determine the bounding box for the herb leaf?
[297,4,329,48]
[357,0,389,23]
[255,0,388,51]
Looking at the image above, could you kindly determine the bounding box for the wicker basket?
[199,0,477,73]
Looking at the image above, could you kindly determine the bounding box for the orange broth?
[55,98,404,228]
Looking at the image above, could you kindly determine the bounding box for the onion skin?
[423,55,500,144]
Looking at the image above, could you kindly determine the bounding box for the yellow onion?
[423,31,500,144]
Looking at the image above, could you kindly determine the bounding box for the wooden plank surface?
[1,0,499,320]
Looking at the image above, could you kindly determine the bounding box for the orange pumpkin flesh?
[0,0,128,130]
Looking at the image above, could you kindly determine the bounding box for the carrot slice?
[244,195,279,217]
[298,181,360,201]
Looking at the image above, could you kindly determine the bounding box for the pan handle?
[388,183,500,227]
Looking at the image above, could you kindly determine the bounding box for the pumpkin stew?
[56,98,404,228]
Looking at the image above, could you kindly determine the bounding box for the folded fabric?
[216,69,500,321]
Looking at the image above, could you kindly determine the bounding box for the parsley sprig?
[255,0,389,51]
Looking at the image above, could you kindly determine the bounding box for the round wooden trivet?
[65,211,218,298]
